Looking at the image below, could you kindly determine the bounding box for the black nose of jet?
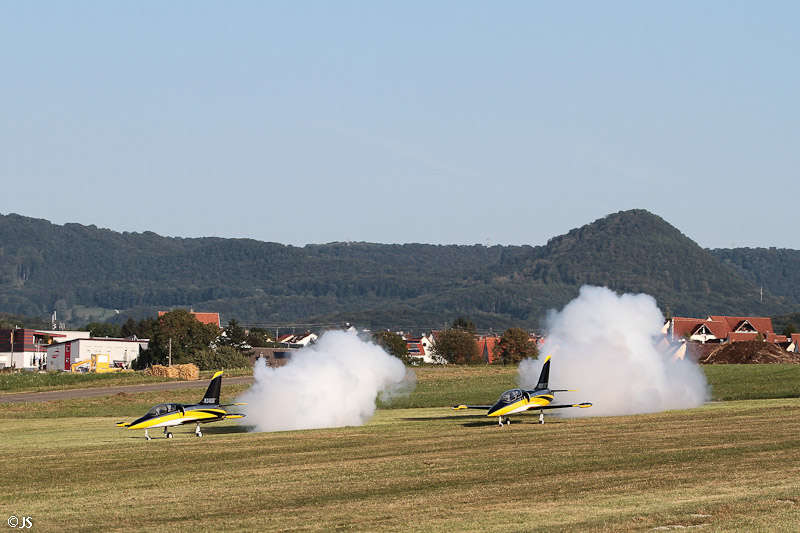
[487,401,505,417]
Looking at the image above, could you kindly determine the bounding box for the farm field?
[0,365,798,532]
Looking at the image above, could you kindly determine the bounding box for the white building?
[47,337,149,371]
[0,329,93,370]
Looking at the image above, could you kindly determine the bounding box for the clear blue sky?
[2,2,798,249]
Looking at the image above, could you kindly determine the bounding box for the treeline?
[1,210,798,332]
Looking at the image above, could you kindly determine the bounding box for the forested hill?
[0,210,797,331]
[467,210,794,320]
[709,248,800,307]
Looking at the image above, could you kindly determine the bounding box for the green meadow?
[0,365,798,532]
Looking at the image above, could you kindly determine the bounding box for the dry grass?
[1,396,798,532]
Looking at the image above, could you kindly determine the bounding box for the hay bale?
[145,365,175,378]
[176,363,200,380]
[145,363,199,380]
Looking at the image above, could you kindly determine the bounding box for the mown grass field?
[0,365,798,532]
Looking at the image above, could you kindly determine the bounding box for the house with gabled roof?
[402,332,437,364]
[277,331,317,348]
[665,315,778,345]
[708,316,774,337]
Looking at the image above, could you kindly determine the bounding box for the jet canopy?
[499,389,525,403]
[147,404,179,417]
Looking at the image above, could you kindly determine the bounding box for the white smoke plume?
[519,286,709,417]
[237,331,414,432]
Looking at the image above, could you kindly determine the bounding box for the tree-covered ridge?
[0,210,797,331]
[473,210,789,319]
[709,248,800,306]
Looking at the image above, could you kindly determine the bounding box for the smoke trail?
[237,331,414,432]
[519,286,708,417]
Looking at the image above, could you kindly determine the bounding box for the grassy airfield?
[0,366,798,532]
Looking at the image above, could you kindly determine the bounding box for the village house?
[664,315,793,347]
[277,331,318,348]
[402,332,437,364]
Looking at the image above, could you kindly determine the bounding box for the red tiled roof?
[158,311,221,328]
[702,320,730,338]
[192,313,221,328]
[708,316,773,335]
[673,316,775,342]
[727,331,758,342]
[671,318,706,338]
[477,335,500,364]
[766,333,788,343]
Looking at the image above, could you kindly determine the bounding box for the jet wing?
[452,405,492,410]
[533,402,592,410]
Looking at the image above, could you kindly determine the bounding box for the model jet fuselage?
[486,387,556,418]
[117,370,245,439]
[453,355,592,425]
[124,402,235,430]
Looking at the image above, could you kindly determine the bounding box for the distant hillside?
[0,210,797,331]
[709,248,800,306]
[473,210,791,320]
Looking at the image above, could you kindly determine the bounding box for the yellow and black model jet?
[453,355,592,426]
[116,371,245,440]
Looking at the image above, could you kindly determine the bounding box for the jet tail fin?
[200,371,223,405]
[536,355,552,389]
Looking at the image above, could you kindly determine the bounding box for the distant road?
[0,375,255,404]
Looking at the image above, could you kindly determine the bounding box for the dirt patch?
[700,340,800,364]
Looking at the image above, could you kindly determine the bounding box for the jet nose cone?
[487,402,504,417]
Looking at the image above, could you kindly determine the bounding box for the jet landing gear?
[144,428,173,440]
[195,423,203,438]
[538,412,545,424]
[498,417,511,427]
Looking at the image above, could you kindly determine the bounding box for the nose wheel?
[195,423,203,437]
[498,417,511,426]
[539,412,544,424]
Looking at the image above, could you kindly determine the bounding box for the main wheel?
[166,432,173,439]
[196,430,203,437]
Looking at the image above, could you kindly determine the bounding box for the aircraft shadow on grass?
[403,414,569,428]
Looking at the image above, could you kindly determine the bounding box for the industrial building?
[46,337,149,371]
